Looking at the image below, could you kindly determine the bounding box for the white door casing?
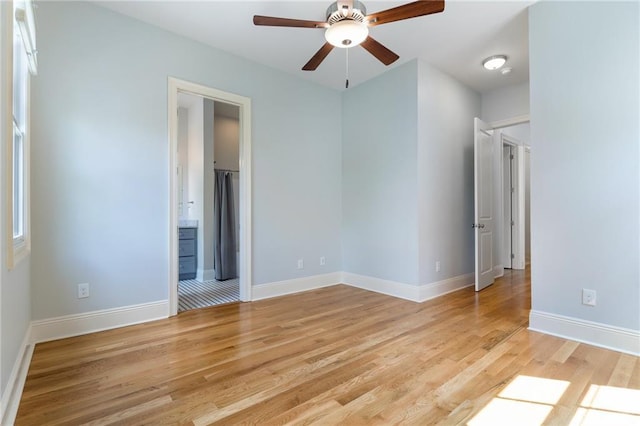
[502,143,513,269]
[168,77,252,316]
[500,133,526,271]
[474,118,495,291]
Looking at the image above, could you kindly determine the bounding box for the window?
[8,0,36,267]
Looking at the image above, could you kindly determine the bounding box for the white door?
[474,118,495,291]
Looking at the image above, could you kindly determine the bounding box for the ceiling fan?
[253,0,445,72]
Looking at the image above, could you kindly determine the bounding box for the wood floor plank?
[16,268,640,425]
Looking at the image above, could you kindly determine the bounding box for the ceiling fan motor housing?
[325,1,369,47]
[326,1,367,24]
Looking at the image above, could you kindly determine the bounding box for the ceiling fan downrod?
[345,48,349,89]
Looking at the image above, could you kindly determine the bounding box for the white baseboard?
[418,273,475,302]
[529,310,640,356]
[252,272,341,301]
[494,265,504,278]
[343,272,421,301]
[342,272,473,303]
[1,325,34,426]
[30,300,169,344]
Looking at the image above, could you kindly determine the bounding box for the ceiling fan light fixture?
[325,20,369,48]
[482,55,507,70]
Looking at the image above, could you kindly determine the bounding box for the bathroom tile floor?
[178,277,239,312]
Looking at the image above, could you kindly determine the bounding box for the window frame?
[7,0,32,269]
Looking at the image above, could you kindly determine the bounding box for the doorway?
[503,143,514,268]
[502,136,521,269]
[474,116,530,291]
[497,126,530,272]
[168,78,252,316]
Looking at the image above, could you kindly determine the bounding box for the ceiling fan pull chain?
[345,48,349,89]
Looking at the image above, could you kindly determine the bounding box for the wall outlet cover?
[582,289,596,306]
[78,283,90,299]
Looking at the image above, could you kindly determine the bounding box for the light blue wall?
[0,1,32,402]
[481,82,529,123]
[341,60,480,287]
[0,261,30,398]
[30,2,342,319]
[530,1,639,330]
[417,61,480,285]
[341,61,419,285]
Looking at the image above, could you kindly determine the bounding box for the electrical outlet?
[435,261,441,272]
[297,259,304,269]
[582,289,596,306]
[320,256,326,266]
[78,283,90,299]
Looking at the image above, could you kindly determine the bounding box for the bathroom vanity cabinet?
[178,227,197,280]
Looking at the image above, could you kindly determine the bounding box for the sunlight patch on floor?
[498,375,570,405]
[569,385,640,425]
[469,376,569,425]
[580,384,640,415]
[468,398,553,426]
[470,376,640,426]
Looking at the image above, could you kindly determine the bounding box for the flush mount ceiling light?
[483,55,507,71]
[325,20,369,48]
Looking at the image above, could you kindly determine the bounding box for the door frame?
[500,134,525,270]
[168,77,252,316]
[490,114,529,273]
[502,142,514,269]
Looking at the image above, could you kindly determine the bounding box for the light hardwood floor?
[17,268,640,425]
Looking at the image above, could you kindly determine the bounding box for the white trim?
[343,272,473,303]
[6,4,32,271]
[252,273,342,301]
[168,77,252,316]
[514,145,526,269]
[494,265,504,279]
[1,325,33,426]
[343,272,421,301]
[30,301,168,344]
[489,114,530,130]
[168,79,178,317]
[417,273,475,302]
[499,133,526,271]
[529,310,640,356]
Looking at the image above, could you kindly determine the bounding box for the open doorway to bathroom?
[168,78,252,316]
[176,92,241,311]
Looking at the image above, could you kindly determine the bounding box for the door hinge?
[511,220,515,226]
[511,187,515,193]
[511,253,515,259]
[510,154,514,160]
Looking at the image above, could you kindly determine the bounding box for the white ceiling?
[95,0,534,93]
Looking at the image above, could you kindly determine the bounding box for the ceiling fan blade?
[366,0,445,27]
[302,43,335,71]
[360,36,400,66]
[253,15,328,29]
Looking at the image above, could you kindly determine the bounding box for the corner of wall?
[0,325,33,425]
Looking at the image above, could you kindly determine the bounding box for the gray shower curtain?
[214,171,237,280]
